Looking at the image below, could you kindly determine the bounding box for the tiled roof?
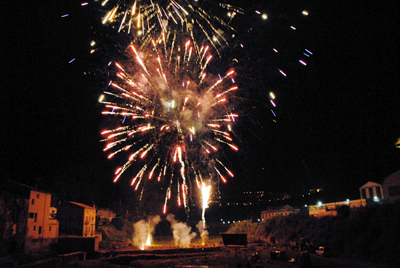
[69,201,95,210]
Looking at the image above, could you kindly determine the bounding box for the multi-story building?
[261,205,300,221]
[26,187,59,251]
[0,186,29,255]
[0,181,59,253]
[58,201,96,237]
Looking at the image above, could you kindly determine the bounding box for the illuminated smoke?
[133,215,161,250]
[196,220,209,246]
[166,214,196,248]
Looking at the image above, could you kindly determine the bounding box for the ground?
[74,238,397,268]
[2,237,396,267]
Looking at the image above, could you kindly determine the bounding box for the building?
[0,181,59,253]
[58,201,96,237]
[26,187,59,251]
[261,205,299,221]
[0,186,29,255]
[308,199,366,218]
[359,181,383,203]
[382,169,400,204]
[96,207,116,225]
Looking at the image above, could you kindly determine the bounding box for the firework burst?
[100,0,243,56]
[99,38,238,213]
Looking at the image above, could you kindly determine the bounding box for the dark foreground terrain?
[1,244,396,268]
[53,245,397,268]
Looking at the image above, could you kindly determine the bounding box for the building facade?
[382,170,400,204]
[261,205,299,221]
[25,189,59,251]
[359,181,383,202]
[0,188,29,255]
[58,201,96,237]
[0,181,59,253]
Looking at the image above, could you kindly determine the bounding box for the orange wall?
[83,208,96,237]
[26,190,59,239]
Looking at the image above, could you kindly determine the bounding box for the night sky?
[3,0,400,206]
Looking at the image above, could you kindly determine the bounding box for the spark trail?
[200,181,211,245]
[100,0,243,56]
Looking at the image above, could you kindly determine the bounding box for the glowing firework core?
[201,182,211,228]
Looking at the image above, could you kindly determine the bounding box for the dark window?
[31,199,35,205]
[361,189,366,199]
[10,210,15,221]
[33,226,36,231]
[29,212,34,218]
[49,226,51,231]
[368,188,374,198]
[34,213,37,222]
[388,186,400,197]
[13,210,19,222]
[38,226,42,235]
[376,187,382,199]
[37,193,40,198]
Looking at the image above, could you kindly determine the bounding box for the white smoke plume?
[196,220,209,246]
[133,215,161,249]
[166,214,197,248]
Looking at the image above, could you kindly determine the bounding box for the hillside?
[228,202,400,267]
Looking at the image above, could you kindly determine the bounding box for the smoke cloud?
[166,214,197,248]
[196,220,209,245]
[133,215,161,249]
